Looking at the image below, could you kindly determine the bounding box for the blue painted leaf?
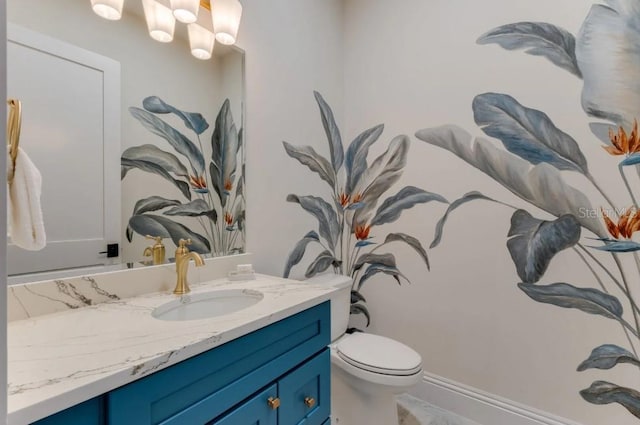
[314,91,344,172]
[346,202,364,210]
[233,201,245,231]
[621,153,640,167]
[121,145,188,179]
[518,282,623,320]
[352,135,409,227]
[287,194,340,249]
[121,158,191,200]
[591,241,640,253]
[351,290,367,303]
[350,303,371,327]
[382,233,430,270]
[473,93,588,174]
[305,250,339,278]
[370,186,447,227]
[477,22,582,77]
[283,141,335,187]
[132,196,181,215]
[211,99,239,208]
[353,253,396,273]
[587,237,616,242]
[345,124,384,194]
[194,188,209,194]
[581,381,640,419]
[590,122,614,145]
[358,264,409,290]
[237,210,246,231]
[283,231,320,278]
[128,214,210,254]
[414,125,604,237]
[142,96,209,135]
[126,196,181,242]
[163,199,217,222]
[129,107,205,176]
[431,191,506,248]
[578,345,640,371]
[507,210,581,283]
[356,240,376,247]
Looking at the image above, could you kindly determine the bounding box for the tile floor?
[397,394,482,425]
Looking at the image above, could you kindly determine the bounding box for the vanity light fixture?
[170,0,200,23]
[90,0,243,56]
[142,0,176,43]
[188,23,216,60]
[211,0,242,45]
[90,0,124,20]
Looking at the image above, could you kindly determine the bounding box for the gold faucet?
[143,235,166,265]
[174,239,205,295]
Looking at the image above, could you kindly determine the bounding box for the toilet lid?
[336,333,422,376]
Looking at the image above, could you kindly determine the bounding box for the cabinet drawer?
[279,349,330,425]
[210,384,278,425]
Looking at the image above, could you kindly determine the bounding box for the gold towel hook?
[7,98,22,185]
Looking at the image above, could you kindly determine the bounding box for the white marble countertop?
[8,274,337,425]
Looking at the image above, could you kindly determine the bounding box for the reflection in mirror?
[6,0,245,284]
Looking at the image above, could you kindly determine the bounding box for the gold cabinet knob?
[304,397,316,408]
[267,397,281,410]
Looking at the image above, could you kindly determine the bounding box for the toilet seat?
[336,333,422,376]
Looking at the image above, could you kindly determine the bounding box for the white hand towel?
[7,145,46,250]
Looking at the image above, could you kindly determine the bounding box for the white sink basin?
[152,289,263,321]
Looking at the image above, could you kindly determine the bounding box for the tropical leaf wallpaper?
[121,96,245,256]
[414,1,640,420]
[283,91,447,327]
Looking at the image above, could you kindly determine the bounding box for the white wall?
[343,1,636,424]
[237,0,345,276]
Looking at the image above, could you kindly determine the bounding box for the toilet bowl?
[306,273,423,425]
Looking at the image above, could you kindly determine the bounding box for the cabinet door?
[211,384,278,425]
[278,349,330,425]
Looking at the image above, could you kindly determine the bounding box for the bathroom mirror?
[6,0,246,283]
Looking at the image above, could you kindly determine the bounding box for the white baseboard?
[410,372,585,425]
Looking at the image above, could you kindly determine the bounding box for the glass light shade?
[170,0,200,23]
[142,0,176,43]
[211,0,242,45]
[91,0,124,20]
[188,24,215,60]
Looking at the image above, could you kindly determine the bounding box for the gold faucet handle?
[146,235,163,244]
[176,239,192,257]
[178,239,192,248]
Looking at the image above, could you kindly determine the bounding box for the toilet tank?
[305,273,352,341]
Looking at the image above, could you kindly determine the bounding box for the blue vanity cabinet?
[29,301,331,425]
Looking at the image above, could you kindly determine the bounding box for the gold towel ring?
[7,99,22,185]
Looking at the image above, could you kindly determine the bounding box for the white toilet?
[307,273,423,425]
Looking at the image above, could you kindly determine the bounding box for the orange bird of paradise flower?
[604,120,640,156]
[190,175,207,190]
[602,207,640,239]
[354,223,371,241]
[224,212,234,226]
